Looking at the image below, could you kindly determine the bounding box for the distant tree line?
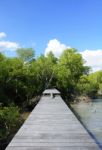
[0,48,88,106]
[0,47,102,107]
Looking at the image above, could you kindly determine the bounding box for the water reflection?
[71,99,102,148]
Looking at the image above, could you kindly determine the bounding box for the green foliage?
[76,71,102,97]
[88,71,102,96]
[34,53,57,92]
[0,48,101,106]
[16,48,35,61]
[59,49,85,80]
[0,106,22,139]
[55,49,87,98]
[77,75,98,97]
[0,57,26,106]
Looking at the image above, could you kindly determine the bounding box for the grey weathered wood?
[43,89,60,94]
[6,89,100,150]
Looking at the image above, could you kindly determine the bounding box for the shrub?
[0,106,23,139]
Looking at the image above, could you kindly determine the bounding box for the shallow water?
[71,99,102,149]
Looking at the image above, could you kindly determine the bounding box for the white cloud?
[45,39,70,57]
[0,41,20,52]
[81,50,102,72]
[0,32,7,39]
[0,32,20,52]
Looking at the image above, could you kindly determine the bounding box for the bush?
[0,106,23,139]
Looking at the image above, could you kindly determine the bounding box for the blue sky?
[0,0,102,71]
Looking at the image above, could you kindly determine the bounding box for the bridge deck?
[6,96,99,150]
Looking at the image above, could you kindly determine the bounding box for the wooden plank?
[9,142,98,147]
[5,146,99,150]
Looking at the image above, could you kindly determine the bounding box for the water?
[71,99,102,149]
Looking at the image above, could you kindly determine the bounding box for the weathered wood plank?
[5,146,99,150]
[9,142,98,147]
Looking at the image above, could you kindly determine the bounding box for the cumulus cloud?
[45,39,70,57]
[0,32,7,39]
[0,41,20,52]
[0,32,20,52]
[81,50,102,72]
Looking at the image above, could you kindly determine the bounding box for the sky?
[0,0,102,71]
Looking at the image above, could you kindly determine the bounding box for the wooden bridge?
[6,89,100,150]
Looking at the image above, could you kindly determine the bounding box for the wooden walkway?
[6,90,100,150]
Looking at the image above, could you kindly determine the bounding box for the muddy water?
[71,99,102,149]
